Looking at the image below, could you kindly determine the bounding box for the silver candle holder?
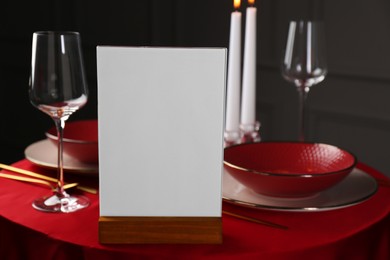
[224,120,261,147]
[240,121,261,144]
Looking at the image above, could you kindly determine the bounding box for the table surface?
[0,159,389,259]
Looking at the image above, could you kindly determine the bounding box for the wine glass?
[29,31,89,213]
[281,20,327,141]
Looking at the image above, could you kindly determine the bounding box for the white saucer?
[223,167,378,212]
[24,139,99,174]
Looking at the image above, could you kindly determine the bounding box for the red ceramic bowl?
[224,142,357,198]
[46,120,98,164]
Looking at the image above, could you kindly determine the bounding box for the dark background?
[2,0,390,177]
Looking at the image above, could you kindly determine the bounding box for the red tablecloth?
[0,160,389,259]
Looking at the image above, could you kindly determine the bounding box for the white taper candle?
[241,3,257,125]
[225,3,242,132]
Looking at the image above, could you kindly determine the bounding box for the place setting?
[24,119,99,174]
[0,120,99,198]
[223,3,381,215]
[15,31,97,212]
[223,142,378,212]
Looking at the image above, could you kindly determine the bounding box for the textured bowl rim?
[223,141,358,178]
[45,131,98,144]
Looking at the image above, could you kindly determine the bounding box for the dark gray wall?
[2,0,390,177]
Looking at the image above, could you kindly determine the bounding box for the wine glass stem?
[54,118,66,197]
[298,86,309,142]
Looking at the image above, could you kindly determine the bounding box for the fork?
[0,172,78,190]
[0,163,97,194]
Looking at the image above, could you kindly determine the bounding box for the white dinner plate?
[24,139,99,174]
[223,168,378,212]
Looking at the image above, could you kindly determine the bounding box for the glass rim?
[33,31,80,36]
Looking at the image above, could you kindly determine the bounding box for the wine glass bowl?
[281,20,327,141]
[29,31,89,213]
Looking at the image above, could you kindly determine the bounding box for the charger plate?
[223,168,377,212]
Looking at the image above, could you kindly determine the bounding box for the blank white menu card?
[97,47,227,217]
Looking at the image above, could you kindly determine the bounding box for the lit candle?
[225,0,242,133]
[241,0,257,126]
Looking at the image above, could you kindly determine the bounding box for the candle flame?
[234,0,241,9]
[248,0,255,6]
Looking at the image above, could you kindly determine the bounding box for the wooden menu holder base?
[99,216,222,244]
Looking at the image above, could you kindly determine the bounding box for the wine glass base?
[32,194,90,213]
